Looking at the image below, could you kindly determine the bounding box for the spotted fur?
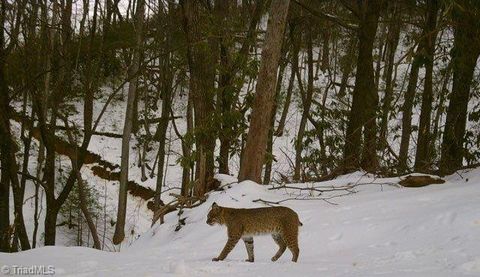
[206,202,302,262]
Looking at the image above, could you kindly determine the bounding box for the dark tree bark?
[432,62,452,151]
[182,95,194,197]
[275,22,299,137]
[379,3,401,153]
[374,23,387,92]
[41,0,74,246]
[181,0,217,196]
[83,0,100,137]
[153,2,174,208]
[398,45,422,172]
[216,0,265,175]
[0,0,31,251]
[440,1,480,174]
[0,71,31,251]
[320,27,330,72]
[239,0,290,183]
[0,0,11,252]
[216,0,233,175]
[343,1,383,172]
[414,0,439,172]
[337,38,356,98]
[294,22,315,181]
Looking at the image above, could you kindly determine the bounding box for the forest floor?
[2,168,480,276]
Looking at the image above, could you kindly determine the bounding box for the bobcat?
[206,202,302,262]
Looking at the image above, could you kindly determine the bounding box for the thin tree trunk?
[153,4,174,208]
[398,46,422,172]
[337,38,356,98]
[374,23,387,91]
[379,4,400,153]
[181,94,194,197]
[275,22,298,137]
[113,0,144,245]
[432,62,452,149]
[84,0,99,137]
[74,164,102,249]
[414,0,439,172]
[294,23,314,181]
[320,28,330,72]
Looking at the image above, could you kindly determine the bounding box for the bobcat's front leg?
[213,235,241,261]
[243,237,254,262]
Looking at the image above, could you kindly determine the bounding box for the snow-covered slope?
[2,169,480,276]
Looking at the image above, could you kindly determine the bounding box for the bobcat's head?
[206,202,223,226]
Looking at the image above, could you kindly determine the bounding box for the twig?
[268,184,356,193]
[252,192,355,206]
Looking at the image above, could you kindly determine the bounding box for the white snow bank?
[2,169,480,276]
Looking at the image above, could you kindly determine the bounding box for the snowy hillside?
[2,169,480,276]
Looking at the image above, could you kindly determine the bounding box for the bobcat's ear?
[212,202,218,208]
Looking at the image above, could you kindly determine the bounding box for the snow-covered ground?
[2,168,480,276]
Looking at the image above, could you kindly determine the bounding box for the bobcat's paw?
[212,257,221,262]
[245,258,254,263]
[271,256,279,262]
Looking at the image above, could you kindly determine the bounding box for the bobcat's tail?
[298,220,303,226]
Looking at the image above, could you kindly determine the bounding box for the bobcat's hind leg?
[271,233,287,262]
[242,237,254,262]
[283,228,299,262]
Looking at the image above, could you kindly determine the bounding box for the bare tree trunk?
[275,23,298,137]
[320,28,330,72]
[294,22,314,181]
[398,46,421,172]
[337,38,356,98]
[379,4,400,153]
[74,165,102,249]
[42,0,73,247]
[84,0,99,137]
[0,0,10,250]
[216,0,233,175]
[440,1,480,174]
[0,0,10,251]
[181,0,217,196]
[181,95,194,197]
[343,1,382,172]
[113,0,145,245]
[414,0,439,172]
[264,43,289,184]
[432,62,452,149]
[216,1,265,175]
[153,3,174,208]
[238,0,290,183]
[0,0,31,250]
[0,80,31,251]
[374,23,387,91]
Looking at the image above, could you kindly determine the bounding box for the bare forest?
[1,0,480,266]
